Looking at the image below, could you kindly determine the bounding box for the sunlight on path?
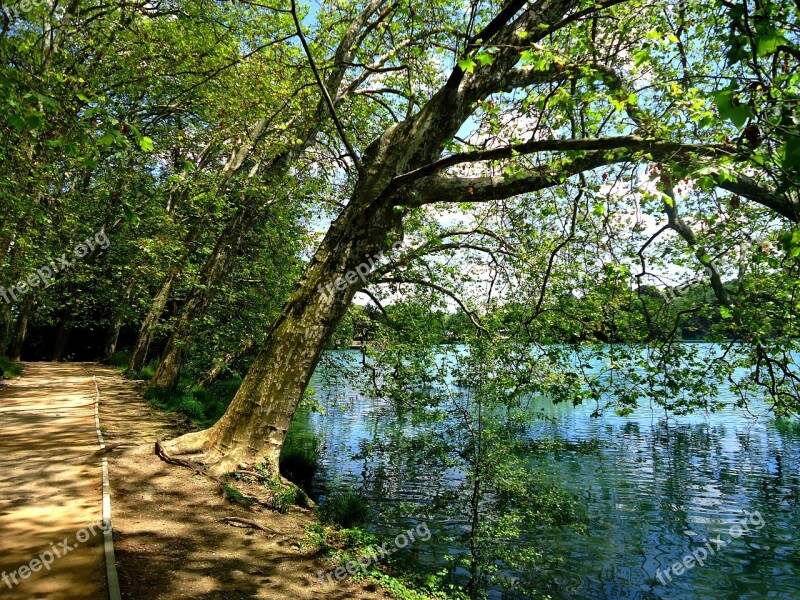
[0,363,106,599]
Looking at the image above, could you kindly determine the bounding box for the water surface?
[296,344,800,599]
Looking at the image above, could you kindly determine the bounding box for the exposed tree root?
[155,438,314,512]
[155,438,216,479]
[159,428,211,456]
[221,517,277,534]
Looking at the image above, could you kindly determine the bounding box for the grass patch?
[221,482,257,505]
[104,350,131,370]
[319,488,370,528]
[144,376,242,428]
[0,356,23,380]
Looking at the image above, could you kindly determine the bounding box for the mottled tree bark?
[129,269,177,372]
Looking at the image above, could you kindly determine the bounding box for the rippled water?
[295,345,800,599]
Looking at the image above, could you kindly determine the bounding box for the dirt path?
[85,364,383,600]
[0,363,384,600]
[0,362,107,599]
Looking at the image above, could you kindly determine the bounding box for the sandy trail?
[0,362,107,599]
[0,362,384,600]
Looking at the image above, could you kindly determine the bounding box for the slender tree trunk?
[130,269,177,372]
[103,279,135,359]
[197,338,255,388]
[0,302,11,356]
[150,204,258,389]
[9,295,34,361]
[52,304,76,362]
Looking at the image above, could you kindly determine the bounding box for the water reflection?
[294,347,800,599]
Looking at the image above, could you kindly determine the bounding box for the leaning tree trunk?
[9,295,34,361]
[130,269,177,372]
[161,194,402,474]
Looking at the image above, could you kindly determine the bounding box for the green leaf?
[633,49,650,67]
[720,306,733,319]
[122,206,137,223]
[457,58,477,73]
[8,113,25,131]
[98,131,115,146]
[475,52,495,67]
[714,90,752,128]
[756,31,785,57]
[139,136,154,152]
[782,135,800,170]
[25,114,43,130]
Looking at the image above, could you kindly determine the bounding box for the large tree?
[160,0,800,474]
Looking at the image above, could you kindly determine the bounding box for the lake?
[293,344,800,599]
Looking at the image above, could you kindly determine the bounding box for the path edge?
[89,369,122,600]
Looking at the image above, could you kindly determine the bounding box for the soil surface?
[0,362,107,599]
[1,363,386,599]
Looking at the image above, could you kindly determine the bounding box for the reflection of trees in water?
[306,352,800,598]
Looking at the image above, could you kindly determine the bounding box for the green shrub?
[104,350,131,370]
[144,376,242,427]
[177,398,206,420]
[139,359,159,381]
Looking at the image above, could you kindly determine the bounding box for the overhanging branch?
[392,136,733,188]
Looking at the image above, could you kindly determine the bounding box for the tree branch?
[290,0,364,174]
[717,172,800,223]
[376,277,489,335]
[393,136,733,188]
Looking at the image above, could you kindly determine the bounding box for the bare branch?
[376,277,489,335]
[291,0,364,174]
